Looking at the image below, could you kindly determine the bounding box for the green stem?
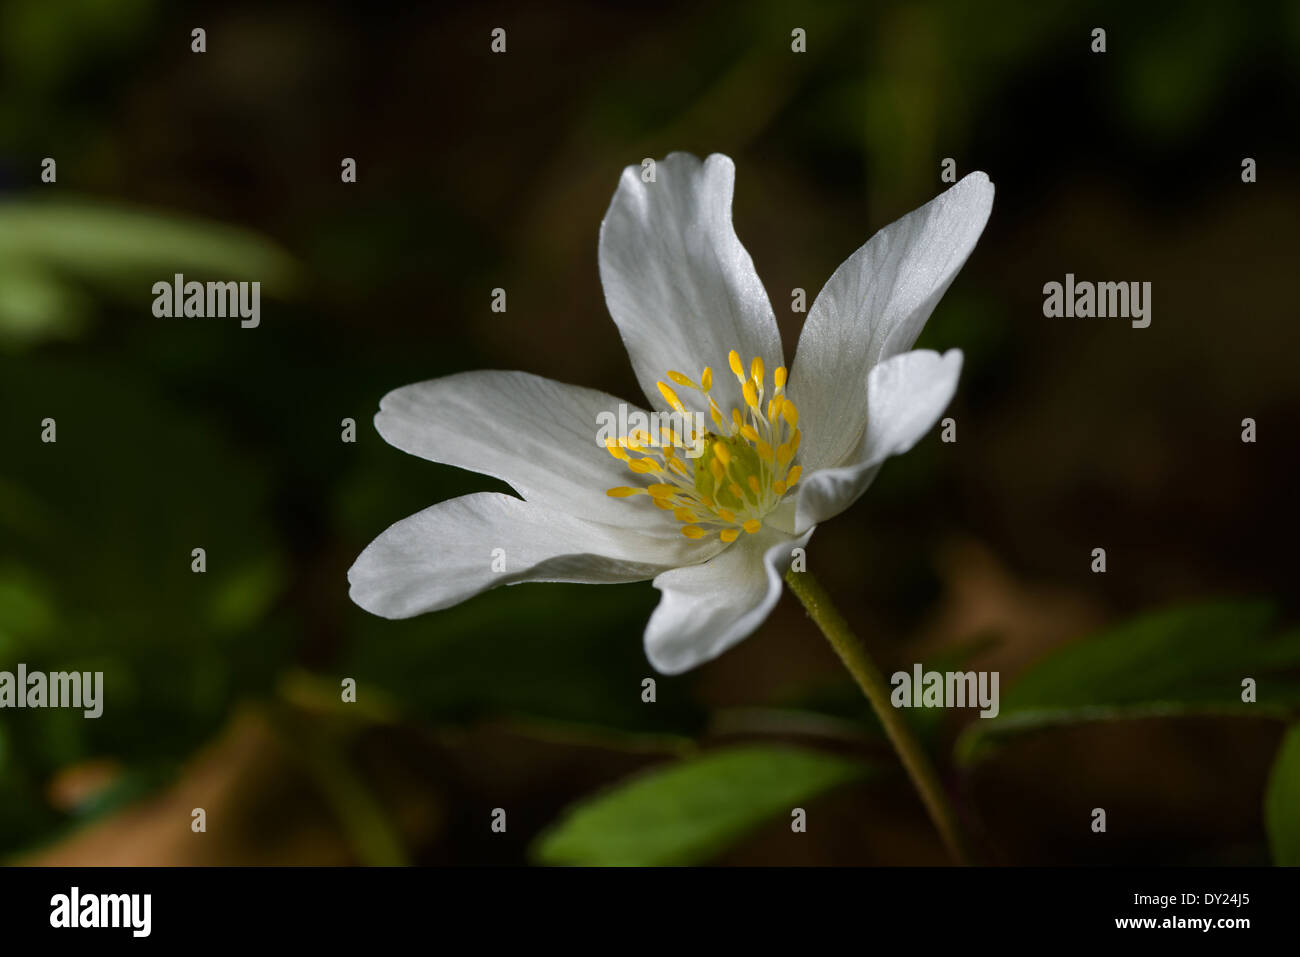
[785,568,970,865]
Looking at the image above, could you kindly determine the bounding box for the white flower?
[349,153,994,674]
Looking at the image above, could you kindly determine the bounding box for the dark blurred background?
[1,0,1297,865]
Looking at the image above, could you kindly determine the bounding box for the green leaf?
[0,262,89,347]
[532,745,872,866]
[956,600,1300,765]
[0,199,299,290]
[1265,724,1300,866]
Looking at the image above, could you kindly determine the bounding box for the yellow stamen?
[728,350,745,381]
[657,381,686,413]
[607,346,806,552]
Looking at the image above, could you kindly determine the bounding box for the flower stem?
[784,568,970,865]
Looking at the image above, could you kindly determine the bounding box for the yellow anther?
[755,440,773,460]
[782,400,799,428]
[606,486,644,497]
[713,441,732,467]
[672,507,695,523]
[728,350,745,380]
[710,459,726,481]
[743,519,762,534]
[772,480,787,495]
[774,366,787,389]
[740,424,759,442]
[786,465,802,486]
[717,508,735,523]
[681,525,706,539]
[701,366,713,391]
[628,459,658,474]
[657,381,687,413]
[668,457,691,478]
[666,370,696,389]
[731,409,743,430]
[790,429,802,451]
[777,442,793,465]
[741,380,758,409]
[652,497,674,510]
[728,482,743,499]
[605,441,630,461]
[709,399,723,427]
[750,356,764,384]
[720,528,740,543]
[747,475,761,495]
[647,483,675,497]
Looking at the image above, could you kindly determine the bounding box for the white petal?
[793,349,962,533]
[349,492,712,619]
[375,370,680,533]
[643,526,813,674]
[599,152,783,416]
[787,172,993,472]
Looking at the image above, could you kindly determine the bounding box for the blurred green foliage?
[0,0,1296,864]
[1265,724,1300,866]
[0,200,298,350]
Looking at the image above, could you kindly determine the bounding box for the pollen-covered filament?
[605,350,803,542]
